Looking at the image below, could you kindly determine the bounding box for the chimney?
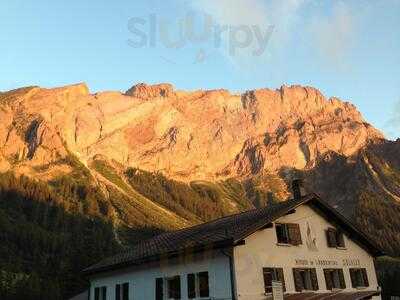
[291,179,302,200]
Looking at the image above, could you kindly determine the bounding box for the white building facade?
[85,193,382,300]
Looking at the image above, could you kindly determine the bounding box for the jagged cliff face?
[0,83,383,181]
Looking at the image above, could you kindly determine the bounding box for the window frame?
[263,267,286,294]
[166,275,181,300]
[326,227,346,249]
[350,268,369,288]
[323,268,346,290]
[187,271,209,299]
[275,223,302,246]
[293,268,319,292]
[275,223,290,245]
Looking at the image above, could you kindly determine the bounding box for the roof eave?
[82,238,235,277]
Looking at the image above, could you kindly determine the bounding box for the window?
[275,223,302,245]
[324,269,346,290]
[94,286,107,300]
[293,268,318,292]
[187,272,209,299]
[263,268,285,293]
[167,276,181,299]
[326,228,345,248]
[350,268,369,288]
[116,283,129,300]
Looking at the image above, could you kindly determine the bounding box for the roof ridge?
[133,195,312,244]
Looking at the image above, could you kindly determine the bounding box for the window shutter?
[292,269,303,292]
[349,269,357,288]
[198,272,209,298]
[116,284,120,300]
[175,276,181,299]
[336,231,345,248]
[276,268,286,292]
[123,283,129,300]
[95,288,100,300]
[324,270,333,290]
[326,228,337,247]
[156,278,163,300]
[361,269,369,287]
[338,269,346,289]
[187,274,196,299]
[263,268,273,293]
[288,224,302,245]
[101,287,107,300]
[310,269,319,291]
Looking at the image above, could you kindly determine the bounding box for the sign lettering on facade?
[295,258,362,267]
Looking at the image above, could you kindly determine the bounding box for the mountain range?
[0,82,399,299]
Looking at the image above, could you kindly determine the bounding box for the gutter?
[221,248,237,300]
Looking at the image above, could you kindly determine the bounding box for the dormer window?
[326,227,345,248]
[275,223,302,245]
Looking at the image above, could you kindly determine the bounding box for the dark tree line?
[0,172,121,300]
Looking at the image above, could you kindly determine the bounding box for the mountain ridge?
[0,82,384,179]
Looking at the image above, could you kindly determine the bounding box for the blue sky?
[1,0,399,138]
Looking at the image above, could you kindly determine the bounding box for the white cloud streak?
[188,0,308,68]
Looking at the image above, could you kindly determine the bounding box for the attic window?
[326,228,346,248]
[275,223,302,245]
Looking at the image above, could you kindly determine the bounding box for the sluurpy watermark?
[127,12,274,58]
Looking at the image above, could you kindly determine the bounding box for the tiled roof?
[83,193,382,275]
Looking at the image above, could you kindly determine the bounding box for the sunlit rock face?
[0,82,383,181]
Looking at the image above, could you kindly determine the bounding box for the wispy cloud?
[188,0,307,67]
[308,1,356,67]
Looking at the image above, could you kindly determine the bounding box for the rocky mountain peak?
[125,83,175,99]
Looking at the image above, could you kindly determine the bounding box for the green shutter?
[94,288,100,300]
[101,287,107,300]
[276,268,286,292]
[123,283,129,300]
[338,269,346,289]
[187,274,196,299]
[156,278,163,300]
[292,269,303,292]
[324,269,333,290]
[326,228,337,247]
[263,268,273,293]
[349,269,357,287]
[116,284,120,300]
[361,269,369,287]
[310,269,319,291]
[288,224,302,245]
[198,272,209,298]
[336,231,345,248]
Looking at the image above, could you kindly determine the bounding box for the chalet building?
[84,183,383,300]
